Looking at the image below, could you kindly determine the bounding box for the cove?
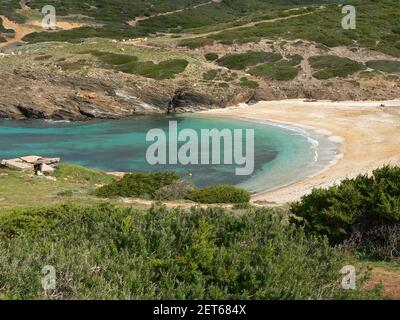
[0,114,339,194]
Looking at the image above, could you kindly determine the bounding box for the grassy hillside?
[206,0,400,57]
[0,0,342,43]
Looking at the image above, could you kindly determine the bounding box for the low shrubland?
[249,61,299,80]
[187,184,251,204]
[291,166,400,261]
[207,1,400,58]
[96,172,251,204]
[202,69,218,81]
[86,50,189,79]
[308,55,366,79]
[54,163,115,185]
[204,52,219,61]
[0,203,381,299]
[239,77,259,88]
[178,37,214,49]
[366,60,400,74]
[216,51,282,70]
[96,172,180,199]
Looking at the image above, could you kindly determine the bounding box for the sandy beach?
[200,99,400,204]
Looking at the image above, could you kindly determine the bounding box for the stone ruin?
[0,155,60,175]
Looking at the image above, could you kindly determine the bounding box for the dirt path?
[128,0,214,26]
[171,8,324,41]
[0,15,36,47]
[0,14,88,48]
[367,267,400,299]
[27,20,86,30]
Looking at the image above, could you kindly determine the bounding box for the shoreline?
[234,117,343,195]
[200,99,400,204]
[191,113,343,196]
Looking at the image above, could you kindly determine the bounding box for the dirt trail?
[0,15,88,48]
[367,267,400,299]
[128,0,214,26]
[177,9,323,40]
[28,20,86,30]
[0,15,36,47]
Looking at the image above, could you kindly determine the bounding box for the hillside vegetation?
[0,203,382,299]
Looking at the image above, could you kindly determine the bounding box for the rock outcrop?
[0,70,227,121]
[1,155,60,173]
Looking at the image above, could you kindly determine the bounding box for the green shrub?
[179,37,214,49]
[249,61,299,80]
[291,166,400,260]
[309,55,366,79]
[204,52,219,61]
[287,54,303,66]
[154,180,195,201]
[217,51,282,70]
[117,59,189,79]
[96,172,180,198]
[218,82,229,88]
[188,184,250,204]
[88,51,189,79]
[0,203,381,299]
[203,69,218,80]
[366,60,400,74]
[239,77,259,88]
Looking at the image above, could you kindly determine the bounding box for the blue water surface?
[0,115,328,192]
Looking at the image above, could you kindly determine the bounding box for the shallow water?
[0,115,339,193]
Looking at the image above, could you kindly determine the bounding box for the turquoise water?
[0,115,338,193]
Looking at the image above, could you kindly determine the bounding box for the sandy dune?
[0,15,36,47]
[201,99,400,204]
[0,15,86,48]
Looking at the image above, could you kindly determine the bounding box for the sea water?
[0,115,340,194]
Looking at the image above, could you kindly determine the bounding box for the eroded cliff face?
[2,70,399,121]
[0,69,227,121]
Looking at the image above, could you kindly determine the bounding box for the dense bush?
[249,61,299,80]
[188,184,251,204]
[86,50,189,79]
[308,55,366,79]
[239,77,259,88]
[203,69,218,80]
[291,166,400,260]
[366,60,400,74]
[216,51,282,70]
[154,180,195,201]
[0,203,380,299]
[179,37,214,49]
[96,172,180,198]
[204,52,219,61]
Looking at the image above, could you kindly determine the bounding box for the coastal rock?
[1,158,34,171]
[15,104,46,119]
[40,163,55,174]
[78,103,120,119]
[171,89,220,111]
[1,156,60,173]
